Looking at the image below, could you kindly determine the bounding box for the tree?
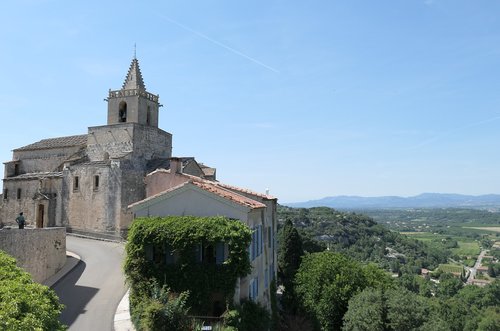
[342,288,385,331]
[477,307,500,331]
[294,252,367,330]
[0,250,66,330]
[278,219,304,312]
[343,287,431,331]
[487,265,496,278]
[385,287,430,330]
[436,273,463,298]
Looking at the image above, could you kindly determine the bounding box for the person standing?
[15,212,25,229]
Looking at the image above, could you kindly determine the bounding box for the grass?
[451,241,480,257]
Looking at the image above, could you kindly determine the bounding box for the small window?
[16,188,21,200]
[3,189,7,200]
[146,105,151,125]
[94,175,100,190]
[119,101,127,122]
[14,164,19,176]
[73,176,79,191]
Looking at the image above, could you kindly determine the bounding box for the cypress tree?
[278,219,304,312]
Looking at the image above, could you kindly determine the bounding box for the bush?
[131,282,191,331]
[224,300,271,331]
[0,250,66,330]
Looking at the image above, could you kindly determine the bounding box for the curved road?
[53,236,127,331]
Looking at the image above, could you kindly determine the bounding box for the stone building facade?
[0,58,213,239]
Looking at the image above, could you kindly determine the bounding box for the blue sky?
[1,1,500,202]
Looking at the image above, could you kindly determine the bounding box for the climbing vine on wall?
[124,216,252,315]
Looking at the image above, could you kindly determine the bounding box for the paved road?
[53,236,127,331]
[467,249,488,283]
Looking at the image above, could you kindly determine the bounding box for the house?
[0,57,214,239]
[128,163,277,309]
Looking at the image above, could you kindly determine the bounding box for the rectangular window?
[265,267,269,289]
[249,277,259,301]
[194,244,203,263]
[215,242,225,265]
[16,188,21,200]
[3,189,7,200]
[93,175,100,191]
[73,176,79,191]
[268,226,272,248]
[259,225,263,256]
[145,245,154,261]
[165,244,176,264]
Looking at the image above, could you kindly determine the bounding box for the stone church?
[0,57,215,239]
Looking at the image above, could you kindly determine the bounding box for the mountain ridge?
[284,193,500,209]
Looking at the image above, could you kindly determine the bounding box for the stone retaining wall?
[0,227,66,283]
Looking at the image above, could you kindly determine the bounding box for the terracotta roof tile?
[215,182,276,200]
[191,181,266,209]
[129,180,266,210]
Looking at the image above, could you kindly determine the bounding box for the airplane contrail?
[157,14,280,74]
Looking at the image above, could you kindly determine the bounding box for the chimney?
[170,157,182,174]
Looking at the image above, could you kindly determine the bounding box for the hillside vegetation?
[278,206,449,273]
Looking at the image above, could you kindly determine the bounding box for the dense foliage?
[294,251,392,331]
[124,216,252,317]
[0,250,66,331]
[343,280,500,331]
[224,300,271,331]
[278,206,449,272]
[131,282,191,331]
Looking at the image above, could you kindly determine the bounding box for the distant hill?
[285,193,500,209]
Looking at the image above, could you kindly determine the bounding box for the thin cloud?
[156,14,279,74]
[408,114,500,150]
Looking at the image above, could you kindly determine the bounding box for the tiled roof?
[14,134,88,151]
[4,172,63,180]
[191,181,266,209]
[129,180,266,210]
[215,182,277,200]
[199,164,216,177]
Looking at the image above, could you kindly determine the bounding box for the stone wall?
[0,227,66,283]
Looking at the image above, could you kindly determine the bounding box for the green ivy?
[124,216,252,315]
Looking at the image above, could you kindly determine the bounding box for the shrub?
[224,300,271,331]
[0,250,66,330]
[131,281,191,331]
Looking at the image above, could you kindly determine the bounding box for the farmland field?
[439,264,463,274]
[463,226,500,233]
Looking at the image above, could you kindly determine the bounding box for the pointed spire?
[122,58,146,91]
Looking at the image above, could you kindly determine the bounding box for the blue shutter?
[194,244,202,263]
[259,225,263,256]
[265,268,269,289]
[216,242,225,265]
[145,245,153,261]
[165,244,175,264]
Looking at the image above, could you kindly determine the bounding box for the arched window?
[119,101,127,122]
[146,105,151,125]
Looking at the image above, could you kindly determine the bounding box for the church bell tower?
[107,57,160,127]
